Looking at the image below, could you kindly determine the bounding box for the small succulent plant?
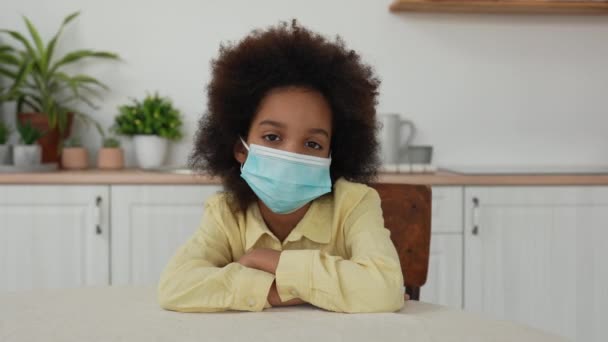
[103,137,121,148]
[0,120,12,144]
[16,120,45,145]
[64,136,83,148]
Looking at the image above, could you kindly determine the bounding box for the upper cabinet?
[389,0,608,14]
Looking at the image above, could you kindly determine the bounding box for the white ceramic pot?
[133,135,168,168]
[0,144,11,165]
[13,144,41,166]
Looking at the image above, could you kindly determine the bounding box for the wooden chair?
[370,183,432,301]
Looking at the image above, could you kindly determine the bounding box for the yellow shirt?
[157,178,404,313]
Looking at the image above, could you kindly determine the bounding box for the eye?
[305,141,322,150]
[263,134,281,142]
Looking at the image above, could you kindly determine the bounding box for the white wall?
[1,0,607,169]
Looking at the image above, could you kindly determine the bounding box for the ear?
[234,139,247,164]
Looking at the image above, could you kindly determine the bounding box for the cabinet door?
[464,186,608,342]
[420,186,463,308]
[420,233,463,309]
[0,185,109,292]
[431,186,463,233]
[110,185,222,286]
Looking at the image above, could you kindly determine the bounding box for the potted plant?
[61,136,88,169]
[112,93,183,168]
[1,12,119,163]
[0,120,12,164]
[0,43,26,165]
[14,120,44,166]
[97,136,124,170]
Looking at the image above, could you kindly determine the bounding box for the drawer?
[431,186,463,233]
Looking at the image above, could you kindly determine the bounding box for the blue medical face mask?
[239,137,332,214]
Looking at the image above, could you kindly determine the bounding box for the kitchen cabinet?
[464,186,608,342]
[0,185,109,292]
[110,185,222,285]
[421,234,463,309]
[420,186,464,309]
[0,183,465,310]
[3,182,606,341]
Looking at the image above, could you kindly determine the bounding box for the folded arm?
[157,205,275,312]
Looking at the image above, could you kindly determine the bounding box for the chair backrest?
[370,183,432,301]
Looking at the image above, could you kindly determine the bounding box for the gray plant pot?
[13,144,42,166]
[0,144,11,165]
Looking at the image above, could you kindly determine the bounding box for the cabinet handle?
[94,196,102,235]
[472,197,480,235]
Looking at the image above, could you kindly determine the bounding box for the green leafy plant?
[102,136,120,148]
[0,120,12,144]
[0,44,29,101]
[0,12,120,140]
[112,93,183,141]
[63,136,83,148]
[16,120,45,145]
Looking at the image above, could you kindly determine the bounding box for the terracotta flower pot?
[17,112,74,164]
[97,148,124,170]
[61,147,88,170]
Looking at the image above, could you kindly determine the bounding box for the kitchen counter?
[1,168,608,185]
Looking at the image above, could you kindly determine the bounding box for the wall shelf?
[389,0,608,14]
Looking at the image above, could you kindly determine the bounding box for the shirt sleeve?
[157,201,275,312]
[274,188,405,313]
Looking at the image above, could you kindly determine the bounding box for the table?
[0,286,568,342]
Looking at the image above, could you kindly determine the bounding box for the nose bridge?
[285,138,304,155]
[283,136,307,154]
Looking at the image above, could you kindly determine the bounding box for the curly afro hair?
[188,19,382,212]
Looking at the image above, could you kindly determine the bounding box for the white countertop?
[2,168,608,185]
[441,164,608,175]
[0,286,568,342]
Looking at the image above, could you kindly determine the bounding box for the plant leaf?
[0,51,20,65]
[50,50,119,74]
[23,16,44,59]
[0,67,16,79]
[0,29,37,58]
[45,11,80,76]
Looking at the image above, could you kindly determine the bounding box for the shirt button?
[247,298,256,307]
[290,289,298,297]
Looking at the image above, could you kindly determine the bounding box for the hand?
[404,293,410,301]
[267,281,306,307]
[237,248,281,274]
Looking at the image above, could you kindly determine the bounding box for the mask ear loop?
[239,136,250,151]
[239,136,250,171]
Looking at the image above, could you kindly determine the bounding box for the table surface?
[0,286,568,342]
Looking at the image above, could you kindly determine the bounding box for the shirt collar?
[244,199,331,251]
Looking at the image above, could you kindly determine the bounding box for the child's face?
[235,86,332,163]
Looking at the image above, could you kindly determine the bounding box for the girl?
[158,19,405,313]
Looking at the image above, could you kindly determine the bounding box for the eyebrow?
[308,128,330,139]
[258,120,330,139]
[258,120,285,128]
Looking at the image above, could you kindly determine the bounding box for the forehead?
[252,87,332,129]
